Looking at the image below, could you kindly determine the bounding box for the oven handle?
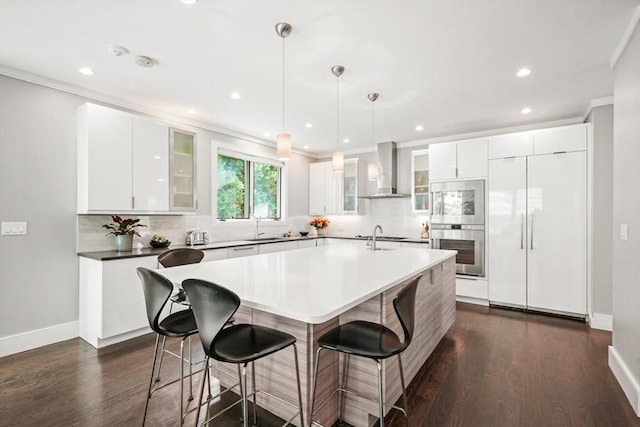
[530,213,534,250]
[520,213,524,249]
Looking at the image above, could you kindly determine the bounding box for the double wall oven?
[430,180,485,277]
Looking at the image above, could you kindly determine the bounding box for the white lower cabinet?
[79,256,157,348]
[202,248,227,262]
[259,241,298,254]
[488,151,586,315]
[226,245,259,258]
[456,277,488,300]
[296,239,317,249]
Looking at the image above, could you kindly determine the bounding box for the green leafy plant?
[102,215,147,236]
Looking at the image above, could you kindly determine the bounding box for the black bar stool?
[182,278,304,427]
[137,267,200,426]
[309,275,421,427]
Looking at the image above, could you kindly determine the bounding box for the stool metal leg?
[143,334,161,427]
[339,353,349,422]
[376,359,384,427]
[251,361,257,426]
[180,338,186,426]
[155,336,167,382]
[194,356,209,427]
[309,347,322,427]
[397,354,409,424]
[241,363,249,427]
[188,336,194,401]
[292,344,305,427]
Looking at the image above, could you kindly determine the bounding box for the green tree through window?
[217,154,281,219]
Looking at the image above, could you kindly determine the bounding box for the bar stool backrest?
[394,275,420,352]
[137,267,174,332]
[158,248,205,268]
[182,279,240,356]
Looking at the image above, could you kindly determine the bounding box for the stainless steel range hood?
[359,141,411,199]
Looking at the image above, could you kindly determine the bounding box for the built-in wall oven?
[430,180,485,277]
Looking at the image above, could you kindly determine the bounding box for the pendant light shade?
[331,65,345,173]
[367,92,379,181]
[275,22,292,161]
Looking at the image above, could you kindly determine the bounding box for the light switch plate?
[1,222,28,235]
[620,224,628,241]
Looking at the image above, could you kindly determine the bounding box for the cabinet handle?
[530,213,534,250]
[132,196,135,209]
[520,213,524,249]
[233,247,255,251]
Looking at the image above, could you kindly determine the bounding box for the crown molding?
[611,5,640,69]
[583,96,614,121]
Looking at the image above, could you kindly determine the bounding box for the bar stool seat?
[158,309,198,337]
[309,275,421,427]
[211,324,296,363]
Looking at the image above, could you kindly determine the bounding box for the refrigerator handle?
[530,212,534,250]
[520,213,524,249]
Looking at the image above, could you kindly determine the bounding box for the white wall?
[610,18,640,416]
[0,75,314,344]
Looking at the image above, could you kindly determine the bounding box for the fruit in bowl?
[150,234,171,248]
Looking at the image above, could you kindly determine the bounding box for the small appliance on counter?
[185,230,209,246]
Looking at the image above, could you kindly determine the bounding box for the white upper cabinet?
[411,149,430,212]
[78,103,133,212]
[533,123,587,155]
[132,117,169,211]
[429,138,487,181]
[170,128,196,211]
[428,142,457,181]
[488,131,533,159]
[342,159,358,214]
[309,161,342,215]
[77,103,195,214]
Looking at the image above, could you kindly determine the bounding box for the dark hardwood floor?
[1,303,638,427]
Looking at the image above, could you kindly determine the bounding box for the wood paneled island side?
[157,244,457,426]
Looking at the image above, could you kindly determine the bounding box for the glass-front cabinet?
[343,159,358,213]
[170,128,196,211]
[412,149,430,212]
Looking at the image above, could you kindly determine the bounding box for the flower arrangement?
[309,217,330,229]
[102,215,147,236]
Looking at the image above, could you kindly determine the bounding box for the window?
[217,152,282,219]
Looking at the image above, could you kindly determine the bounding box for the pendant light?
[367,92,379,181]
[275,22,292,161]
[331,65,345,173]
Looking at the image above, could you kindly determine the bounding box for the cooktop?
[354,235,409,240]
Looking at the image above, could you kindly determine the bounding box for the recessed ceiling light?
[187,108,197,115]
[180,0,198,4]
[153,155,161,160]
[230,92,241,100]
[135,56,154,68]
[343,138,350,143]
[516,67,532,77]
[78,67,94,76]
[106,44,128,56]
[305,123,313,128]
[263,132,271,137]
[521,107,532,114]
[303,145,310,149]
[415,125,424,131]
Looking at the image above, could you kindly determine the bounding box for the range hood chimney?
[360,141,411,199]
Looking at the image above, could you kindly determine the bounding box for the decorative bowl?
[299,231,309,237]
[150,240,171,248]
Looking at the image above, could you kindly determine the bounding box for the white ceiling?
[0,1,637,156]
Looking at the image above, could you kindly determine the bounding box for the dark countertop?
[78,235,430,261]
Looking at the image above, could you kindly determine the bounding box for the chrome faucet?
[372,224,383,251]
[254,215,265,239]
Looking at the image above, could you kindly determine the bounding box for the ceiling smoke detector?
[106,44,128,56]
[135,56,154,68]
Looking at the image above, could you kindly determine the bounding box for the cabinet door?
[202,248,227,262]
[488,132,533,159]
[488,157,527,306]
[457,138,488,178]
[227,245,259,258]
[342,159,358,213]
[411,149,429,212]
[325,164,343,214]
[309,162,327,214]
[259,241,298,254]
[170,128,197,211]
[533,124,587,155]
[132,117,169,211]
[428,142,457,181]
[297,239,317,249]
[527,152,586,315]
[81,103,133,212]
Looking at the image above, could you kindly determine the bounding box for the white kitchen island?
[158,243,457,426]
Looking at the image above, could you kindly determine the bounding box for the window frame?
[216,148,284,221]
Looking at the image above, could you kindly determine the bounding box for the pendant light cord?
[336,74,339,150]
[282,35,285,131]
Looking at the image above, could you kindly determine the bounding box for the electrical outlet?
[1,222,28,235]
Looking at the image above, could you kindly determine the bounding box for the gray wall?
[612,20,640,401]
[0,75,313,339]
[586,105,614,316]
[0,76,80,336]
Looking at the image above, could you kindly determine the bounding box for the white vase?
[114,234,133,252]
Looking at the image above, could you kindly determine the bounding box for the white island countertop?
[157,244,456,324]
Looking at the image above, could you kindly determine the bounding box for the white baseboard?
[456,296,489,306]
[589,313,613,331]
[0,321,79,358]
[609,345,640,417]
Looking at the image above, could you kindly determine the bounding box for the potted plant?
[102,215,147,252]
